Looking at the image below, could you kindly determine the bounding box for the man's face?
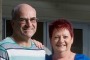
[12,8,37,38]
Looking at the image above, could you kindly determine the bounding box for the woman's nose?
[58,37,64,43]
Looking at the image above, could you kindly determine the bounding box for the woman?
[46,19,90,60]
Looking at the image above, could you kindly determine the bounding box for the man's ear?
[11,20,15,25]
[10,20,14,29]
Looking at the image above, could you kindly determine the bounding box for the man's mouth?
[56,44,66,47]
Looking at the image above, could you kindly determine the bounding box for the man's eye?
[31,18,36,21]
[31,17,38,21]
[20,19,25,21]
[19,18,27,21]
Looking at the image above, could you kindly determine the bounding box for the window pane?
[32,22,43,44]
[3,20,43,44]
[71,29,83,53]
[6,20,13,37]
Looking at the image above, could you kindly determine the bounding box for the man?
[0,3,45,60]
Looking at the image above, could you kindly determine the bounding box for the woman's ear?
[71,37,74,45]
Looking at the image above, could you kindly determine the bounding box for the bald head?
[12,3,36,20]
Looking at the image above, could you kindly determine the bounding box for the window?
[46,22,90,56]
[71,29,83,53]
[2,19,44,44]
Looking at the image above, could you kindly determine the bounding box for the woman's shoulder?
[75,53,90,60]
[45,54,52,60]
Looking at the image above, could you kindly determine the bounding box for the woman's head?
[49,19,74,53]
[49,19,74,39]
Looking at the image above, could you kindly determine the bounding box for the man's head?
[11,3,37,39]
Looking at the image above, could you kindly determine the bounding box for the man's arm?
[32,39,52,55]
[0,46,8,60]
[32,39,43,49]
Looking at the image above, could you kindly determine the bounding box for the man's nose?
[26,20,32,27]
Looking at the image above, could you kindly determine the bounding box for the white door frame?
[45,22,90,56]
[72,23,89,56]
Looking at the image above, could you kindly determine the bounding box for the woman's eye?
[55,37,58,38]
[54,37,59,39]
[63,36,68,39]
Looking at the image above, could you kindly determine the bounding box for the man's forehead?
[13,4,35,13]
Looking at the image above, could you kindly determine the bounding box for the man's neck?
[11,34,31,47]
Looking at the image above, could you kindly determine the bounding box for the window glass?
[3,20,43,44]
[71,29,83,53]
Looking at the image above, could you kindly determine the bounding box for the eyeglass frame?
[14,17,38,24]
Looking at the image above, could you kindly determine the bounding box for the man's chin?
[25,34,34,38]
[23,32,35,37]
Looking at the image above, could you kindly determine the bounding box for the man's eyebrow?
[19,17,36,19]
[19,17,26,19]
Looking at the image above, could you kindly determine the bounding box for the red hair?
[49,19,74,39]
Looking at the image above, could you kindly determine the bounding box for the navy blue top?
[46,54,90,60]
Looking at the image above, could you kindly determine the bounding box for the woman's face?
[51,28,73,53]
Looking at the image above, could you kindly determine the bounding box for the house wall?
[0,0,2,40]
[1,0,90,57]
[2,0,90,22]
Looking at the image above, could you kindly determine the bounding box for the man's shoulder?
[0,38,9,58]
[30,41,41,49]
[0,37,14,45]
[0,37,16,50]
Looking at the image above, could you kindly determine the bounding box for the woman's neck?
[52,51,75,60]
